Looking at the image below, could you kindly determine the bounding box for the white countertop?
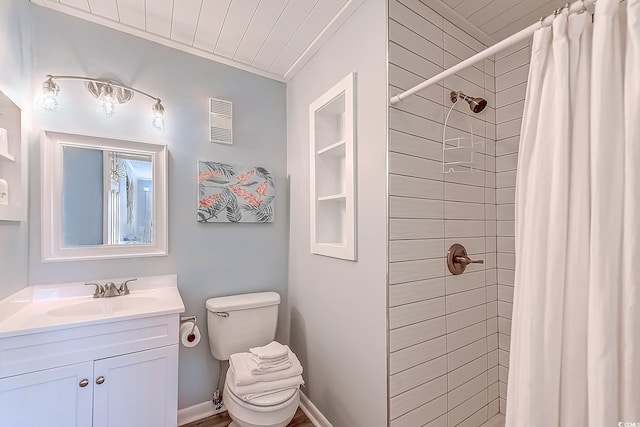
[0,274,185,338]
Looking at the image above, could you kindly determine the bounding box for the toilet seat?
[225,368,298,407]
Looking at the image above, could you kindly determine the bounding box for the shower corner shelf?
[309,73,356,261]
[0,91,27,221]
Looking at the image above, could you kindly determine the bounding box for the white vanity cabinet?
[0,313,180,427]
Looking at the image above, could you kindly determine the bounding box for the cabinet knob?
[96,376,105,385]
[79,378,89,388]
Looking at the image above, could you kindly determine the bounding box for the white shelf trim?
[317,140,346,156]
[0,151,15,162]
[317,194,347,201]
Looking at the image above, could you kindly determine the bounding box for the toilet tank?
[206,292,280,361]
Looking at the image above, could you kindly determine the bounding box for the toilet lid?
[226,369,298,407]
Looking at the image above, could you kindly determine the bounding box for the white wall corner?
[299,391,333,427]
[177,401,226,426]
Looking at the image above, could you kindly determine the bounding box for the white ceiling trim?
[283,0,366,80]
[427,0,497,46]
[31,0,287,82]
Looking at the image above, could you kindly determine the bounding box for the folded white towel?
[230,350,303,386]
[228,368,304,402]
[252,358,291,374]
[249,341,288,360]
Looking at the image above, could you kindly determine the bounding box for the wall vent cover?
[209,98,232,145]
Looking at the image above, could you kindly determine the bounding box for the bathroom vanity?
[0,274,184,427]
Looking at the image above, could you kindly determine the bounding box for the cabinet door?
[92,345,178,427]
[0,362,93,427]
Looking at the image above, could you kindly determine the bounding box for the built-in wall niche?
[309,73,356,261]
[0,91,27,221]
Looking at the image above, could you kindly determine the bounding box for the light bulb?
[98,84,117,117]
[152,100,165,131]
[40,76,59,112]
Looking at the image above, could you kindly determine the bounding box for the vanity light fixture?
[39,74,165,131]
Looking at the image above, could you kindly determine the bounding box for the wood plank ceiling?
[34,0,358,81]
[442,0,570,41]
[34,0,573,81]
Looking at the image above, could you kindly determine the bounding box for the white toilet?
[206,292,300,427]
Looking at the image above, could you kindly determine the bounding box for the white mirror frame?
[41,131,168,261]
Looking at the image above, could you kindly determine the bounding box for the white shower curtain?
[506,0,640,425]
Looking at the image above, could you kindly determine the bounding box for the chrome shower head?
[450,91,487,114]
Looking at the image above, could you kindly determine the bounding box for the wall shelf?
[0,91,27,221]
[309,73,356,261]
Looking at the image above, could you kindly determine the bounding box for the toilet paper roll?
[180,322,201,348]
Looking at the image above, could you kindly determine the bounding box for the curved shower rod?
[389,0,598,105]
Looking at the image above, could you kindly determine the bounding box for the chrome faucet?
[85,279,137,298]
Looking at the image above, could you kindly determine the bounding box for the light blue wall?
[0,0,33,300]
[27,6,287,409]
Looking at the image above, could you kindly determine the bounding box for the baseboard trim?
[177,400,226,426]
[299,391,332,427]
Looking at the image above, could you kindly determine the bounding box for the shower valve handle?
[454,256,484,265]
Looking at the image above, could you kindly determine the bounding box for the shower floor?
[480,414,505,427]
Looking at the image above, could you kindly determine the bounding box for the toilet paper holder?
[180,315,198,342]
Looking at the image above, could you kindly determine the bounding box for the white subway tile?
[497,285,514,303]
[499,349,510,367]
[391,355,447,397]
[449,371,488,410]
[498,333,511,352]
[496,81,527,107]
[389,257,445,284]
[446,270,486,294]
[390,152,444,181]
[390,196,444,219]
[445,201,485,220]
[389,64,445,105]
[390,239,445,262]
[390,174,443,199]
[488,398,500,417]
[447,389,488,426]
[498,317,512,337]
[390,375,447,420]
[487,333,498,351]
[488,350,498,369]
[445,182,485,203]
[447,321,487,352]
[496,100,525,124]
[390,317,447,352]
[390,297,446,329]
[390,218,445,240]
[397,0,444,29]
[390,128,443,161]
[391,335,447,374]
[446,287,486,313]
[448,338,487,371]
[495,64,530,92]
[495,46,530,77]
[391,395,447,427]
[497,301,513,319]
[495,135,520,156]
[448,354,487,390]
[447,304,487,333]
[390,278,445,307]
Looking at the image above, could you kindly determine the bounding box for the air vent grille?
[209,98,232,145]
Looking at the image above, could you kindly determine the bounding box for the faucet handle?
[85,283,104,298]
[119,278,137,295]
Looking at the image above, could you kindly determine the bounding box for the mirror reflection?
[62,147,153,247]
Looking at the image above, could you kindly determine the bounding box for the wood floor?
[182,408,313,427]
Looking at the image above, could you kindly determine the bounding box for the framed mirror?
[42,131,168,261]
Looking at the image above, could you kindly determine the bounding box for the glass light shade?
[98,84,117,117]
[152,101,165,131]
[41,78,60,112]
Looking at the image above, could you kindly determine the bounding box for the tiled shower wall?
[387,0,500,425]
[494,39,530,413]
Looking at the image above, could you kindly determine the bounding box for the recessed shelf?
[309,73,356,261]
[317,194,347,201]
[317,140,346,156]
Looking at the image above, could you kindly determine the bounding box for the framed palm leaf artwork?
[197,161,275,223]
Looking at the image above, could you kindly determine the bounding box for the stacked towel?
[229,341,304,402]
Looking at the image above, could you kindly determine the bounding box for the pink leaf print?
[198,170,222,182]
[199,193,221,208]
[255,180,268,196]
[229,185,262,207]
[236,169,255,184]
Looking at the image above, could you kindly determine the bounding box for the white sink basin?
[0,275,184,338]
[47,296,157,317]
